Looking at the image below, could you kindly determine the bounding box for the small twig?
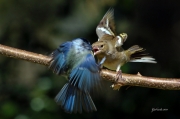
[0,44,180,90]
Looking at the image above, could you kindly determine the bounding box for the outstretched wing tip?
[103,7,114,19]
[96,8,116,39]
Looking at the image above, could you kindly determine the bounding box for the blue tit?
[49,38,101,113]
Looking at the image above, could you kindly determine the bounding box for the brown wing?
[96,8,116,39]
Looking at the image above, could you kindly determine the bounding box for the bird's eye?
[100,45,104,48]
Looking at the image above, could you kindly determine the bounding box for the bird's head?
[92,40,108,56]
[72,38,92,51]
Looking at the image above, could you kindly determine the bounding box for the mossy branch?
[0,44,180,90]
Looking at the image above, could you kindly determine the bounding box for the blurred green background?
[0,0,180,118]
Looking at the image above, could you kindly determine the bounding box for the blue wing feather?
[49,42,72,75]
[50,38,101,113]
[55,83,96,113]
[69,53,101,91]
[82,90,96,112]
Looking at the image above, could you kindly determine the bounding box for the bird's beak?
[92,46,100,56]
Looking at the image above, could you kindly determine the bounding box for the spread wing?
[69,53,101,92]
[96,8,116,40]
[49,42,72,75]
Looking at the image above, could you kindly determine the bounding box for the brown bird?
[92,8,156,89]
[96,8,127,48]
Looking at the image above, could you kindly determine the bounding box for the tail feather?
[130,57,157,63]
[127,45,157,63]
[82,91,97,112]
[55,83,96,113]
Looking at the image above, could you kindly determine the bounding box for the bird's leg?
[115,64,122,81]
[98,56,106,69]
[111,64,122,90]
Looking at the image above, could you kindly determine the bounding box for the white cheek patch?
[97,27,111,35]
[115,36,123,47]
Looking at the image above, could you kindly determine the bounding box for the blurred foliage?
[0,0,180,118]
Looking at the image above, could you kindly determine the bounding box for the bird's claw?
[111,83,122,90]
[98,56,106,69]
[98,64,103,70]
[111,70,123,90]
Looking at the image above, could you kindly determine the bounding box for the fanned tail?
[127,45,157,63]
[55,83,96,113]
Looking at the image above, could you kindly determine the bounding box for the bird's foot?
[111,70,123,90]
[111,83,122,90]
[98,64,103,70]
[98,56,106,69]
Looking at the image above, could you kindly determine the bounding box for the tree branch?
[0,44,180,90]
